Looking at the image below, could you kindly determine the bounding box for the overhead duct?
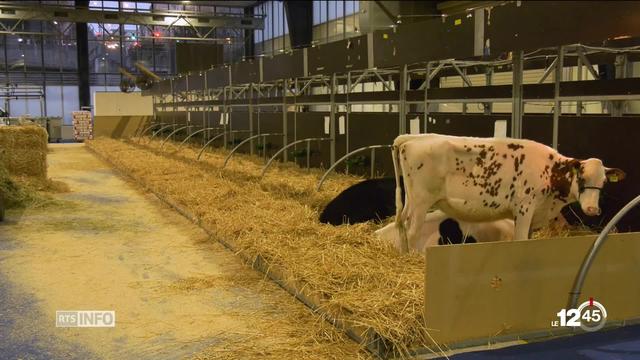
[284,0,313,49]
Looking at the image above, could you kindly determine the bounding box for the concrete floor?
[0,144,361,359]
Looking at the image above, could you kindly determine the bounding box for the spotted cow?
[386,134,625,253]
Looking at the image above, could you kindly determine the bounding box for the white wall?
[93,91,153,117]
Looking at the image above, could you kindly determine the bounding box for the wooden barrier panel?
[424,233,640,347]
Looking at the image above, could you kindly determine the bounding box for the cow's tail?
[391,137,409,252]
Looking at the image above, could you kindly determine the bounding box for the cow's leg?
[513,209,534,240]
[404,201,433,252]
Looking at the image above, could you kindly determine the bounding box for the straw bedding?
[87,137,433,357]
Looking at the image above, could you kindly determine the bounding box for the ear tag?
[572,168,578,175]
[609,174,619,182]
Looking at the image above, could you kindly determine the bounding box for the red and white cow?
[384,134,625,253]
[375,210,514,253]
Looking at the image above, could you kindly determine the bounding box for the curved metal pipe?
[176,127,223,151]
[568,194,640,309]
[160,125,193,150]
[149,123,177,143]
[195,130,251,161]
[316,144,392,191]
[261,137,331,178]
[222,133,283,169]
[137,123,165,143]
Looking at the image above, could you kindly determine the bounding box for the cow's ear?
[606,168,626,182]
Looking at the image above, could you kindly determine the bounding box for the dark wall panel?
[263,50,305,82]
[373,14,475,68]
[186,73,205,91]
[206,66,230,89]
[488,1,640,53]
[255,112,286,159]
[308,35,368,76]
[176,43,223,73]
[294,112,331,168]
[348,112,399,177]
[231,59,260,85]
[172,75,187,93]
[228,111,251,151]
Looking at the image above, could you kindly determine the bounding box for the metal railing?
[222,133,283,169]
[316,144,392,191]
[136,122,165,142]
[176,127,223,151]
[196,129,251,160]
[160,125,193,150]
[149,123,177,142]
[568,194,640,309]
[261,137,332,178]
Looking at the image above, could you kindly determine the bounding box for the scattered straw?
[88,137,437,358]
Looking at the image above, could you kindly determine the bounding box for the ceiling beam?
[0,3,264,30]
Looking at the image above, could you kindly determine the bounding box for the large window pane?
[62,86,79,123]
[46,86,63,117]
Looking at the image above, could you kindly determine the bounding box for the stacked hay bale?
[0,125,50,212]
[0,125,48,178]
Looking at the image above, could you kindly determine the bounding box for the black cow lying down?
[319,178,401,226]
[319,178,513,246]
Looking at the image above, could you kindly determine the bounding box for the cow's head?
[571,158,626,216]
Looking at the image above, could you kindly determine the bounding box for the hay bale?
[0,125,48,179]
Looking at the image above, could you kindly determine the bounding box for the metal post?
[184,75,189,142]
[424,62,430,133]
[462,67,468,114]
[612,54,629,117]
[329,73,336,165]
[171,78,176,141]
[576,47,583,116]
[346,71,351,174]
[484,66,493,115]
[552,46,564,149]
[283,79,289,162]
[306,140,311,170]
[370,148,375,178]
[223,87,228,149]
[399,64,407,134]
[511,50,524,139]
[249,84,254,155]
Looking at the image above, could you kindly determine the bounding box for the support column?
[282,79,288,162]
[329,73,336,165]
[423,62,430,133]
[576,47,583,116]
[552,46,564,149]
[75,0,90,109]
[511,50,524,139]
[244,6,255,59]
[249,84,254,155]
[611,54,629,117]
[399,64,407,134]
[484,66,493,115]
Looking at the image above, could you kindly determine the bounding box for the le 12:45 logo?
[552,297,607,332]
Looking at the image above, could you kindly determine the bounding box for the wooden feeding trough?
[422,232,640,353]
